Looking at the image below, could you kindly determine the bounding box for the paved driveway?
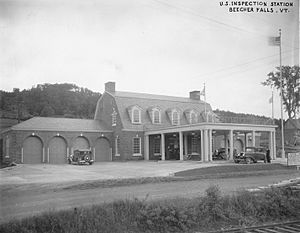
[0,161,232,185]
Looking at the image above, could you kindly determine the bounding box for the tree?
[262,65,299,119]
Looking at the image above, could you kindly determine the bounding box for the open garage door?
[73,136,89,150]
[23,136,43,164]
[49,136,67,164]
[95,137,111,162]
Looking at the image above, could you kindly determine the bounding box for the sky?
[0,0,299,119]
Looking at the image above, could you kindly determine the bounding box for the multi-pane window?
[190,112,197,124]
[115,137,120,156]
[172,111,179,125]
[132,108,141,124]
[154,137,161,154]
[153,110,161,124]
[112,110,117,126]
[132,137,141,155]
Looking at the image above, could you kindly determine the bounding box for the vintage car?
[213,148,228,160]
[68,149,94,165]
[234,147,266,164]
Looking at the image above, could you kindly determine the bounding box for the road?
[1,173,299,224]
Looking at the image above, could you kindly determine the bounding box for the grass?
[1,185,299,233]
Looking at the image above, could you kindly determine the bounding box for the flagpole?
[279,29,285,158]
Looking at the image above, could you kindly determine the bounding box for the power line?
[191,49,297,79]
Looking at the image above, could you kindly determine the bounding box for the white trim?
[115,137,120,156]
[132,107,141,124]
[152,108,161,124]
[132,137,142,156]
[171,110,180,125]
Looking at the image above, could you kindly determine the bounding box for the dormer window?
[190,111,197,124]
[133,108,141,124]
[172,110,180,125]
[127,105,142,124]
[152,108,161,124]
[184,109,198,124]
[148,107,161,124]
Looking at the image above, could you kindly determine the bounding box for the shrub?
[0,186,299,233]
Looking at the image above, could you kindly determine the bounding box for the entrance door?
[23,136,43,164]
[94,138,110,162]
[49,136,67,164]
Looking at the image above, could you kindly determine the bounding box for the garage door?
[23,136,43,164]
[73,136,89,150]
[234,139,243,154]
[95,137,110,162]
[49,136,67,164]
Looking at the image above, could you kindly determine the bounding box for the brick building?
[1,82,277,164]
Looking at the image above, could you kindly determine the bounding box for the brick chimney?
[189,91,200,100]
[105,82,115,93]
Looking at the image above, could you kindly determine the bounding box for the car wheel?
[245,157,252,164]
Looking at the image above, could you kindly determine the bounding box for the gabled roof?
[10,117,111,132]
[113,91,212,131]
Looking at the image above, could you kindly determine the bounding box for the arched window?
[153,109,161,124]
[132,107,141,124]
[190,111,197,124]
[172,110,180,125]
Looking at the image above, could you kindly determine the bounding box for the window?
[115,137,120,156]
[132,108,141,124]
[172,110,180,125]
[132,137,141,155]
[112,109,117,126]
[190,112,197,124]
[154,137,161,154]
[153,109,161,124]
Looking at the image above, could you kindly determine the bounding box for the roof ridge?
[114,91,206,104]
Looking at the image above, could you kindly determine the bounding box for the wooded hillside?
[0,83,100,120]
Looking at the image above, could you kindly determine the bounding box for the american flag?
[268,36,280,46]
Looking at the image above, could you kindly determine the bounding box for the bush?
[1,186,299,233]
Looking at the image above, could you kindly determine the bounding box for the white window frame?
[132,137,142,156]
[153,109,161,124]
[115,137,120,156]
[132,107,141,124]
[172,110,180,125]
[190,111,197,124]
[112,109,117,126]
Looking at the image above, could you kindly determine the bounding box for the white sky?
[0,0,299,119]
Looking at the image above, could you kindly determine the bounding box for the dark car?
[68,149,94,165]
[213,148,228,160]
[234,147,266,164]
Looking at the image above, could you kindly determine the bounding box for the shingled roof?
[113,91,212,131]
[10,117,111,132]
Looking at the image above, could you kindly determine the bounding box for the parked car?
[234,147,266,164]
[68,149,94,165]
[213,148,228,160]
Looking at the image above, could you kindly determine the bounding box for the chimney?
[105,82,115,93]
[189,91,200,100]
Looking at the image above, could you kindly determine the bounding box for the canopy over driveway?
[144,122,277,162]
